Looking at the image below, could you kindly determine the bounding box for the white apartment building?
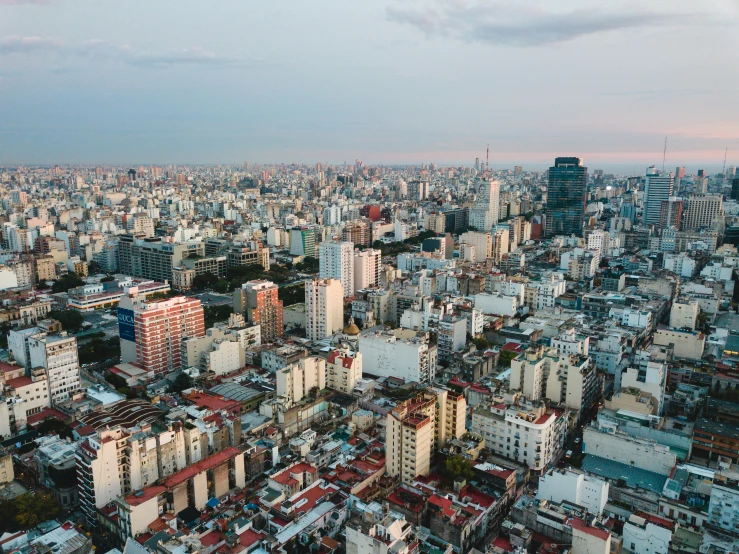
[305,278,344,341]
[346,504,416,554]
[276,356,326,406]
[474,292,518,317]
[526,272,566,310]
[319,241,354,297]
[551,328,590,357]
[28,332,81,404]
[471,402,568,473]
[670,300,699,330]
[510,346,598,411]
[437,315,467,363]
[619,363,667,412]
[622,514,672,554]
[459,231,492,262]
[663,252,697,278]
[354,249,381,291]
[583,425,676,476]
[491,227,509,263]
[359,329,437,383]
[326,349,362,394]
[707,468,739,533]
[537,468,609,515]
[469,180,500,231]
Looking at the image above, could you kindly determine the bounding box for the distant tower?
[545,157,587,237]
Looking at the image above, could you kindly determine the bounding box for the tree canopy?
[0,493,61,533]
[48,309,84,333]
[51,272,84,293]
[443,455,475,483]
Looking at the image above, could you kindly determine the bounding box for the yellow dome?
[343,319,360,335]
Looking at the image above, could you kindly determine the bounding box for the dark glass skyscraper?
[546,157,588,237]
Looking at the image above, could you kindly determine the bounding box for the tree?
[100,275,115,283]
[295,256,319,274]
[279,284,305,307]
[48,309,84,333]
[444,455,475,482]
[168,372,193,394]
[498,350,519,368]
[204,305,233,329]
[37,418,73,440]
[192,272,219,290]
[51,272,84,293]
[472,337,489,351]
[0,493,61,533]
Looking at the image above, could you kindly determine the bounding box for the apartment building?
[28,331,81,404]
[471,402,568,473]
[305,278,343,341]
[276,356,326,406]
[359,329,438,383]
[386,389,466,483]
[327,349,362,393]
[354,249,381,290]
[120,295,205,375]
[234,280,283,343]
[319,241,354,297]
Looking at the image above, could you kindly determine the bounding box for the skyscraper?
[319,241,354,297]
[682,195,723,231]
[354,249,382,291]
[546,157,587,237]
[468,179,500,232]
[643,166,674,228]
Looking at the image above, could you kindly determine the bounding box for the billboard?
[118,308,136,342]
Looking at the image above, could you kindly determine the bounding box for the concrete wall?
[583,427,676,476]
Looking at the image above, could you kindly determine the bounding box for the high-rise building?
[546,157,587,237]
[121,296,205,375]
[643,166,675,227]
[319,241,354,297]
[682,194,723,231]
[459,231,492,263]
[28,330,81,404]
[385,388,466,483]
[406,180,429,201]
[731,177,739,201]
[675,166,686,179]
[118,235,205,283]
[492,227,510,263]
[276,356,326,405]
[468,180,500,231]
[305,278,344,341]
[341,220,371,247]
[234,280,283,343]
[289,227,316,257]
[354,249,381,291]
[659,198,683,230]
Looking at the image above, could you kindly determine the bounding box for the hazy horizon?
[2,0,738,168]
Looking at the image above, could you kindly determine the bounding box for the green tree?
[51,272,85,293]
[279,284,305,307]
[0,493,61,533]
[444,455,475,482]
[48,309,85,333]
[37,418,73,440]
[295,256,319,273]
[169,372,193,394]
[472,337,489,350]
[192,272,219,290]
[203,305,233,328]
[498,350,519,368]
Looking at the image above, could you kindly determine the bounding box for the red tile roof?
[568,517,610,540]
[6,376,33,389]
[163,447,241,488]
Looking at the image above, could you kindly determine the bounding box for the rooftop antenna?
[723,147,728,177]
[662,136,667,172]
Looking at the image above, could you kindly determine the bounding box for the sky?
[1,0,739,172]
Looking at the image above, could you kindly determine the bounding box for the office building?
[305,278,344,341]
[234,280,283,343]
[682,194,723,231]
[546,157,587,237]
[469,180,500,231]
[319,241,354,297]
[643,166,674,227]
[290,227,316,257]
[118,235,204,283]
[353,249,381,291]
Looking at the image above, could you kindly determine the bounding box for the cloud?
[0,35,62,54]
[386,1,703,46]
[1,36,241,68]
[0,0,50,4]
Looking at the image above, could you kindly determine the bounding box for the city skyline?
[1,0,738,167]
